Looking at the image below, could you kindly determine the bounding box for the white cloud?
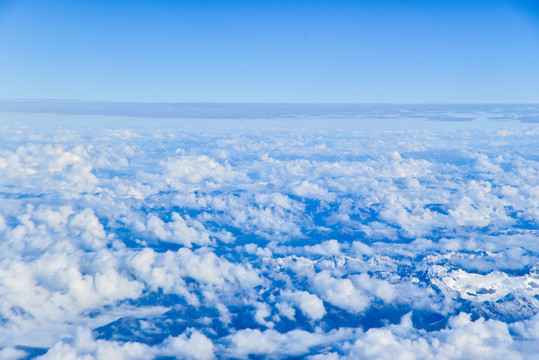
[0,121,537,358]
[160,330,215,360]
[311,271,369,314]
[282,290,326,320]
[165,155,247,185]
[224,328,337,359]
[290,180,336,202]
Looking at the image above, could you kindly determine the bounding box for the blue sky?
[0,0,538,103]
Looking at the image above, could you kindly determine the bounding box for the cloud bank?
[0,114,538,359]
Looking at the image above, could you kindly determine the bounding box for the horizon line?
[1,98,539,105]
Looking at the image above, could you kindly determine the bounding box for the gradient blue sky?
[0,0,538,103]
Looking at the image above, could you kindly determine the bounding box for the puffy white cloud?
[281,290,326,320]
[165,155,247,186]
[145,213,212,247]
[223,328,337,359]
[290,180,336,202]
[0,119,537,358]
[254,302,275,328]
[0,347,27,360]
[94,268,143,301]
[304,240,341,256]
[159,330,215,360]
[38,327,155,360]
[311,271,369,314]
[342,313,526,360]
[69,208,108,249]
[351,273,397,303]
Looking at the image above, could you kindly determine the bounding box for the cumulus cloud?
[165,155,247,186]
[281,290,326,320]
[223,328,336,359]
[0,117,538,358]
[311,271,369,314]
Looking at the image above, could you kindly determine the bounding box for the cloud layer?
[0,120,538,359]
